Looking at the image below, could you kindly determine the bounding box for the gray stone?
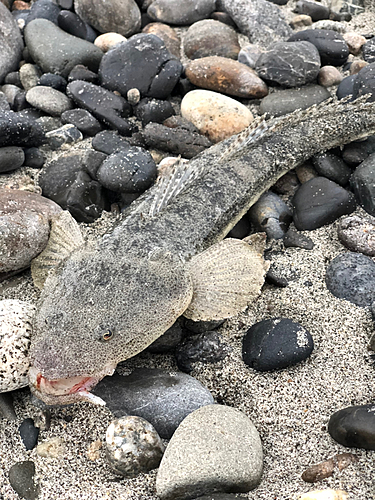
[248,191,292,239]
[8,461,39,500]
[19,63,42,91]
[148,0,215,25]
[184,20,240,60]
[238,44,263,69]
[337,214,375,256]
[294,0,330,21]
[24,19,103,78]
[46,124,83,150]
[0,147,25,173]
[93,368,215,439]
[0,3,24,84]
[26,86,73,116]
[350,152,375,216]
[311,151,352,186]
[330,0,365,15]
[156,404,263,499]
[260,85,330,117]
[256,41,320,87]
[220,0,292,48]
[75,0,141,37]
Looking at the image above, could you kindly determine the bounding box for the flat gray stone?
[0,3,24,84]
[260,85,330,117]
[26,86,73,116]
[156,404,263,500]
[24,19,103,78]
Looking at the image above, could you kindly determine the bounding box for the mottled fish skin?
[29,97,375,405]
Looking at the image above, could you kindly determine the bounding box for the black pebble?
[92,130,131,155]
[311,151,352,186]
[325,252,375,307]
[0,111,46,147]
[19,418,39,450]
[38,73,67,92]
[25,0,61,26]
[342,136,375,166]
[227,216,251,239]
[68,65,98,84]
[352,62,375,101]
[24,147,45,168]
[8,461,39,500]
[147,319,184,354]
[57,10,87,40]
[293,0,330,21]
[283,228,314,250]
[328,405,375,450]
[61,108,102,136]
[265,269,289,287]
[288,29,349,66]
[242,317,314,371]
[350,153,375,216]
[0,393,17,420]
[135,98,175,126]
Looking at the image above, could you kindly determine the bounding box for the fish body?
[29,97,375,405]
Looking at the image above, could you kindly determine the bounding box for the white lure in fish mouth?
[28,366,114,406]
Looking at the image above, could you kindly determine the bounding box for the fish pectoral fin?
[31,210,84,289]
[184,235,270,322]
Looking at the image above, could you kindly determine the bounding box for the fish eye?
[102,329,114,341]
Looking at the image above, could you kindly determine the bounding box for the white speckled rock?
[105,416,164,477]
[181,90,253,143]
[0,300,35,392]
[156,404,263,500]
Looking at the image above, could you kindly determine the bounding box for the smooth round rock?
[135,98,175,127]
[242,318,314,371]
[57,10,87,39]
[0,146,25,173]
[142,22,181,59]
[61,108,102,136]
[350,152,375,215]
[343,32,366,55]
[184,19,240,60]
[24,19,103,78]
[318,65,343,87]
[75,0,141,37]
[352,63,375,102]
[0,3,24,84]
[19,418,40,450]
[0,111,46,147]
[99,33,182,99]
[292,177,356,231]
[68,64,98,84]
[0,299,35,392]
[93,368,214,439]
[294,0,330,21]
[336,74,357,100]
[288,29,349,67]
[8,461,39,500]
[181,89,253,143]
[260,85,330,117]
[94,32,127,52]
[38,73,67,92]
[25,0,61,25]
[311,151,351,186]
[255,41,321,87]
[325,252,375,307]
[92,130,130,155]
[147,0,215,25]
[19,63,41,91]
[156,404,263,499]
[185,56,268,99]
[328,405,375,450]
[238,44,263,69]
[105,416,164,477]
[97,146,157,193]
[26,86,73,116]
[342,136,375,166]
[337,214,375,256]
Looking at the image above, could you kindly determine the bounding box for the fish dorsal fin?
[149,157,204,217]
[184,235,270,321]
[31,210,84,289]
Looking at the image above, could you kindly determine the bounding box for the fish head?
[29,246,193,405]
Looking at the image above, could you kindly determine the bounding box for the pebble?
[352,62,375,101]
[184,318,224,334]
[97,146,156,193]
[8,461,39,500]
[25,0,61,26]
[336,74,357,100]
[350,60,368,75]
[318,66,343,87]
[0,111,46,147]
[295,162,317,183]
[292,177,356,231]
[290,14,313,29]
[66,80,133,136]
[298,491,348,500]
[38,73,67,92]
[68,64,98,84]
[57,10,87,40]
[156,404,263,499]
[311,151,351,186]
[325,252,375,307]
[26,86,73,116]
[184,19,240,60]
[248,191,292,240]
[0,299,35,392]
[242,317,314,371]
[142,22,181,59]
[181,89,253,143]
[36,437,66,458]
[19,63,41,91]
[147,0,215,25]
[146,318,184,353]
[288,29,349,67]
[75,0,141,37]
[283,228,314,250]
[328,404,375,449]
[362,38,375,64]
[260,85,330,117]
[350,152,375,215]
[342,135,375,166]
[294,0,330,21]
[0,392,17,420]
[302,453,358,483]
[46,123,83,150]
[61,108,102,136]
[19,418,40,450]
[175,331,232,373]
[238,44,263,69]
[185,56,268,99]
[221,0,292,48]
[331,0,364,15]
[94,32,127,53]
[343,32,366,55]
[93,368,214,439]
[135,98,175,127]
[142,122,212,158]
[105,415,164,477]
[0,3,24,83]
[92,130,131,155]
[256,41,320,88]
[99,33,183,100]
[0,146,25,173]
[24,19,103,79]
[337,214,375,256]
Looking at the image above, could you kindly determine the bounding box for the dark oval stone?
[352,62,375,102]
[350,152,375,216]
[61,108,102,136]
[288,29,349,66]
[328,405,375,450]
[294,0,330,21]
[38,72,67,92]
[97,147,157,193]
[342,136,375,166]
[0,146,25,173]
[135,98,175,126]
[292,176,356,231]
[0,111,46,147]
[242,318,314,371]
[311,151,352,186]
[260,85,330,117]
[24,147,45,168]
[336,74,357,100]
[325,252,375,307]
[283,228,314,250]
[25,0,61,26]
[19,418,39,450]
[57,10,87,39]
[68,64,98,84]
[92,130,130,155]
[8,461,39,500]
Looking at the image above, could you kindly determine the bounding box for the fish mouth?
[28,365,115,406]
